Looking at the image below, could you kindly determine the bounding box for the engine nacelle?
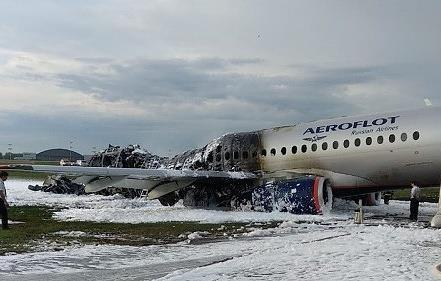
[252,176,333,215]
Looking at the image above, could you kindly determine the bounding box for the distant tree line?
[0,152,24,159]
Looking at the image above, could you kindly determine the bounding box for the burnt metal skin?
[164,132,263,207]
[166,132,263,172]
[208,132,263,172]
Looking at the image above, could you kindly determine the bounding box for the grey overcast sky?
[0,0,440,156]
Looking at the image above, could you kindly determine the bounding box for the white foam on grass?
[0,221,439,280]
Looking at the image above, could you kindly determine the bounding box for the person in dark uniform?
[409,182,421,221]
[0,171,9,229]
[383,191,393,205]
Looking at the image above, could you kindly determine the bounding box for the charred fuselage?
[166,131,264,173]
[163,131,265,208]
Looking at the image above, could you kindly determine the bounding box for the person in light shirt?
[409,182,421,221]
[0,171,9,229]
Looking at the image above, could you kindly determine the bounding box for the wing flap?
[147,179,196,199]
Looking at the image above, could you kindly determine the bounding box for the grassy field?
[0,206,277,255]
[5,171,49,180]
[0,159,58,165]
[0,159,55,180]
[391,187,439,203]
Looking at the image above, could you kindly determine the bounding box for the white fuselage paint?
[258,107,441,191]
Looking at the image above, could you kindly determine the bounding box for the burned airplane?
[3,106,441,217]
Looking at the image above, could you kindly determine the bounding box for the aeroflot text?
[303,116,400,135]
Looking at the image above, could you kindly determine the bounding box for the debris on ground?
[28,175,86,195]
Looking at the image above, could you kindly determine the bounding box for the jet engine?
[252,176,333,215]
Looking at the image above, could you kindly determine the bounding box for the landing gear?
[158,192,180,206]
[363,192,382,206]
[430,182,441,228]
[182,187,216,208]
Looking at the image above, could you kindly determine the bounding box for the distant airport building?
[14,153,37,160]
[36,149,84,161]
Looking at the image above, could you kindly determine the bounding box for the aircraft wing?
[0,165,257,199]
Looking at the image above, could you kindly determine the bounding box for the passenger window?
[252,151,257,158]
[312,143,317,152]
[270,148,276,156]
[225,151,231,160]
[291,146,297,154]
[366,137,372,145]
[401,133,407,142]
[242,151,249,159]
[207,151,213,163]
[354,138,361,147]
[301,145,307,153]
[216,154,221,162]
[234,151,239,159]
[281,147,287,155]
[333,141,338,149]
[413,131,420,140]
[377,136,384,144]
[389,134,395,143]
[343,139,349,148]
[322,142,328,151]
[261,149,267,156]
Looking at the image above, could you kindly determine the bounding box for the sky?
[0,0,440,156]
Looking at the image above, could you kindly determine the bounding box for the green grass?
[0,206,278,255]
[7,171,49,180]
[0,159,59,165]
[391,187,439,203]
[0,159,56,180]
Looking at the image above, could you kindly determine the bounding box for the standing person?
[409,182,421,221]
[383,191,393,205]
[0,171,9,229]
